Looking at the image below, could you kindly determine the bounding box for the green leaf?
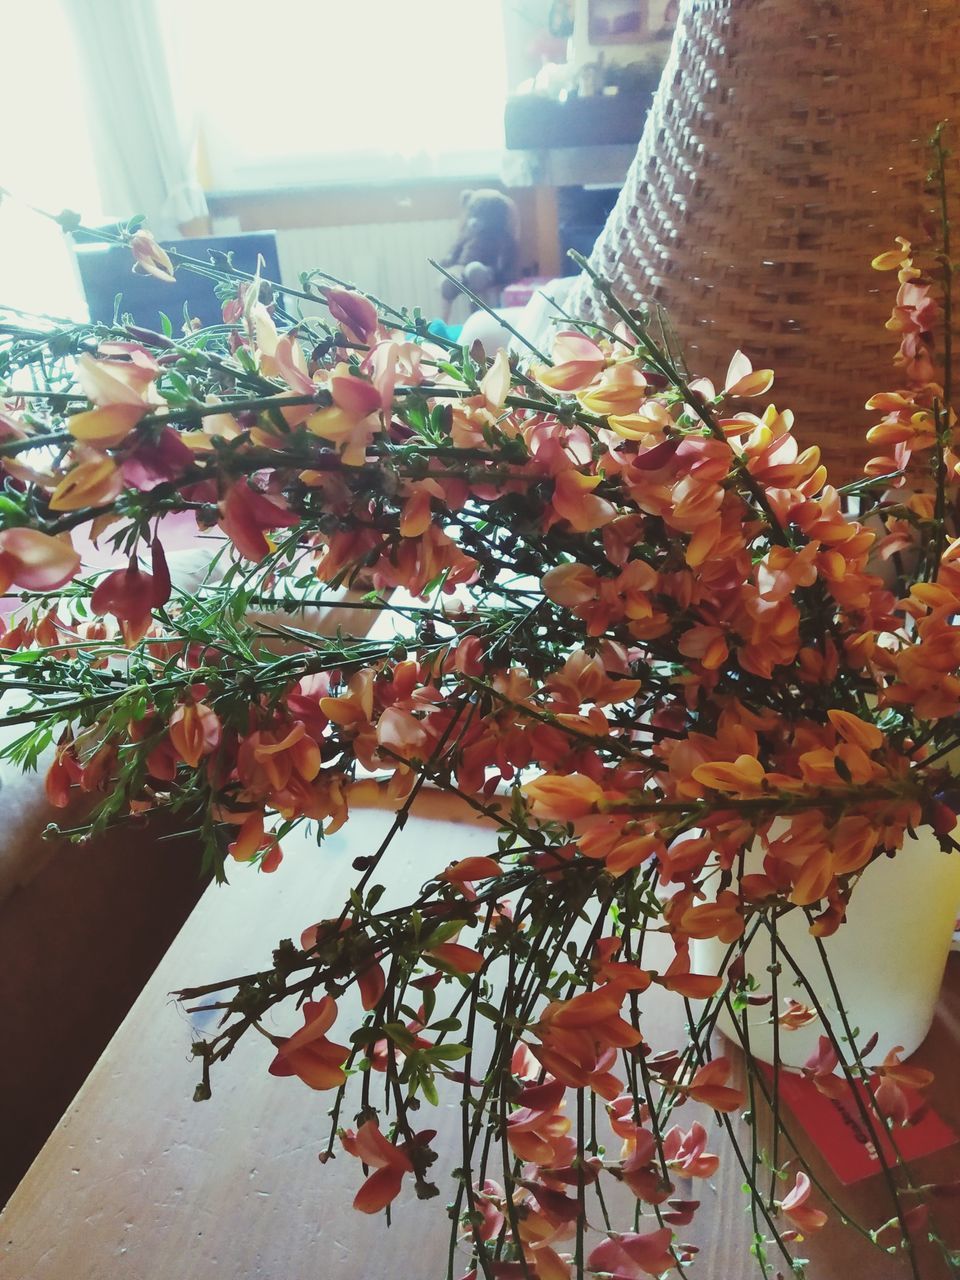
[350,1026,382,1048]
[425,918,468,948]
[163,370,194,404]
[419,1069,439,1107]
[427,1016,462,1035]
[0,494,27,522]
[365,883,386,910]
[4,648,42,664]
[421,983,436,1026]
[384,1022,416,1051]
[422,1043,470,1063]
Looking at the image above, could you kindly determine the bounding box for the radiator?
[274,219,460,321]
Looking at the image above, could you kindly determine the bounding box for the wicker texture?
[567,0,960,480]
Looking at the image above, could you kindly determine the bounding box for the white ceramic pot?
[691,827,960,1067]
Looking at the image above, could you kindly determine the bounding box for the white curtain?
[62,0,207,236]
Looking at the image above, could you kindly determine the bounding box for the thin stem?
[772,924,922,1280]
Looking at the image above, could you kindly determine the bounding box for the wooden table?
[3,792,959,1279]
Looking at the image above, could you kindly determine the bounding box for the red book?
[758,1065,956,1185]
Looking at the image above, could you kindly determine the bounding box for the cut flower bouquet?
[2,141,960,1278]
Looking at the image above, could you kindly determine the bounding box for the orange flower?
[399,478,445,538]
[48,456,122,510]
[340,1119,416,1214]
[578,817,664,877]
[321,667,376,730]
[65,403,145,448]
[90,549,171,645]
[577,363,648,416]
[506,1077,574,1166]
[531,331,605,392]
[325,289,379,344]
[678,623,729,671]
[522,772,604,821]
[442,856,502,884]
[678,1056,744,1113]
[673,890,745,943]
[780,1172,827,1237]
[724,349,774,398]
[480,347,511,411]
[228,810,265,859]
[268,995,349,1090]
[45,740,82,808]
[830,814,878,875]
[548,985,641,1042]
[76,349,158,408]
[307,363,382,465]
[237,721,321,795]
[826,708,884,753]
[797,743,879,788]
[655,945,723,1000]
[550,469,616,532]
[425,940,485,974]
[168,700,221,768]
[802,1036,845,1099]
[691,754,766,795]
[591,936,651,992]
[531,985,637,1098]
[218,479,299,562]
[544,647,642,709]
[779,999,817,1030]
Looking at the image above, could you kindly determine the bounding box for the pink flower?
[587,1227,675,1277]
[661,1122,719,1179]
[121,426,193,491]
[129,230,176,283]
[90,541,171,644]
[802,1036,845,1099]
[325,289,379,344]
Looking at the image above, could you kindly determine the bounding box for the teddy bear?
[440,189,520,322]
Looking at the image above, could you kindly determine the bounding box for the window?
[2,0,103,318]
[160,0,508,192]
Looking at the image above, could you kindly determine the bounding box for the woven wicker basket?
[566,0,960,481]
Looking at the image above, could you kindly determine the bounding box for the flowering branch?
[2,175,960,1277]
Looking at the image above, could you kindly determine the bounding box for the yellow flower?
[48,457,120,510]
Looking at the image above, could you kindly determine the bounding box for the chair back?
[74,231,281,329]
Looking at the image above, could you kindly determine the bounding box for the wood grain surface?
[2,791,958,1279]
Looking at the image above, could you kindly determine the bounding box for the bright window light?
[1,0,102,318]
[161,0,508,190]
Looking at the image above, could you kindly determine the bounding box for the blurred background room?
[1,0,673,336]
